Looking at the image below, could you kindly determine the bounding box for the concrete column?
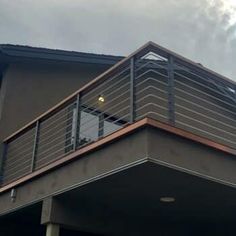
[46,223,60,236]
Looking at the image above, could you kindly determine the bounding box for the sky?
[0,0,236,80]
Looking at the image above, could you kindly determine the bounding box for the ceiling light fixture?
[160,197,175,203]
[98,95,105,103]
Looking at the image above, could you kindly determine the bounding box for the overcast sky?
[0,0,236,80]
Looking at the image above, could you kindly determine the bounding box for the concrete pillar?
[46,223,60,236]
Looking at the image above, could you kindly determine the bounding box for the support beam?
[46,223,60,236]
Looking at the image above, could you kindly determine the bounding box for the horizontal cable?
[181,68,236,101]
[135,86,168,101]
[36,142,74,166]
[39,102,75,127]
[82,74,130,108]
[136,60,168,73]
[96,113,129,135]
[79,113,127,143]
[175,85,236,116]
[6,146,33,162]
[175,95,236,125]
[80,94,130,129]
[135,76,167,88]
[175,73,236,109]
[8,130,35,148]
[136,111,168,121]
[135,102,168,114]
[82,66,130,100]
[81,80,130,120]
[7,139,34,157]
[36,136,72,158]
[3,165,31,182]
[135,68,168,82]
[9,126,35,144]
[81,78,130,114]
[40,108,74,133]
[80,105,130,135]
[136,91,168,105]
[37,128,74,151]
[39,118,73,143]
[176,103,236,134]
[175,113,236,145]
[3,158,32,176]
[3,153,32,171]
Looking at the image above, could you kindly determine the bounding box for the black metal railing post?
[0,142,7,185]
[234,85,236,102]
[98,113,105,138]
[167,55,176,125]
[130,56,136,123]
[31,120,40,172]
[72,94,81,151]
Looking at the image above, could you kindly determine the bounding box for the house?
[0,41,235,235]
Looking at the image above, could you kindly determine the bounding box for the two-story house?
[0,41,236,236]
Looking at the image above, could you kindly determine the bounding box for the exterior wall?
[0,61,111,141]
[0,127,148,215]
[0,125,235,216]
[147,126,236,185]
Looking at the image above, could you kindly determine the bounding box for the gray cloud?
[0,0,236,80]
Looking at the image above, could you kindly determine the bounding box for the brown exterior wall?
[0,61,111,141]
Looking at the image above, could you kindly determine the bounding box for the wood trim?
[1,118,236,193]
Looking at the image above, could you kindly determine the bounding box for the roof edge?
[0,44,124,65]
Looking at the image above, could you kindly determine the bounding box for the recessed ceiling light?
[160,197,175,203]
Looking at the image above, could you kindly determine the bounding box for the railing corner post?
[167,55,176,126]
[0,142,8,185]
[31,120,40,172]
[72,93,81,151]
[130,56,136,123]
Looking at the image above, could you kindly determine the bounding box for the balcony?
[1,41,236,187]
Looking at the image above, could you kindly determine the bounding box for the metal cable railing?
[1,43,236,185]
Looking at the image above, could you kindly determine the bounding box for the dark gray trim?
[31,121,40,172]
[167,55,175,125]
[73,94,81,151]
[0,44,124,65]
[130,57,135,123]
[98,113,105,138]
[0,142,7,185]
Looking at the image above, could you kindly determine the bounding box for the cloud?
[0,0,235,80]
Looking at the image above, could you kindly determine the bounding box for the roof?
[0,44,124,65]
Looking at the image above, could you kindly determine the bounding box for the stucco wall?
[0,61,111,140]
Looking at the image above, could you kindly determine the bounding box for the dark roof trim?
[0,44,124,65]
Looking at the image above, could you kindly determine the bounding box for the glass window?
[79,111,99,146]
